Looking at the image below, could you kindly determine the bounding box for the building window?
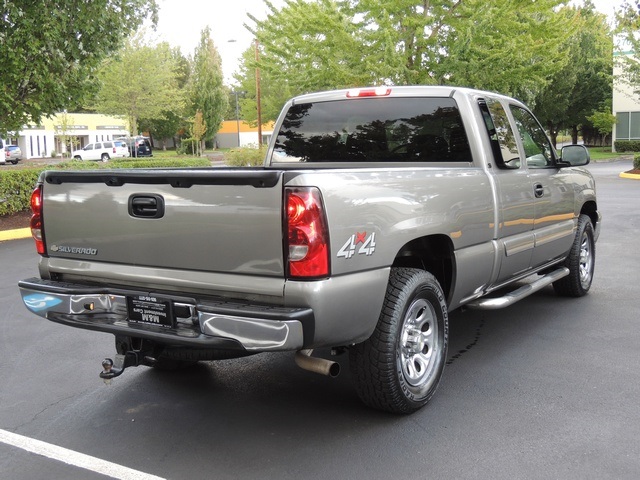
[616,112,640,140]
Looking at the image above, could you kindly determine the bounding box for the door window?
[510,106,555,168]
[482,98,521,169]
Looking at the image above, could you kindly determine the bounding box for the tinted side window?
[510,106,555,168]
[104,142,113,148]
[273,97,472,163]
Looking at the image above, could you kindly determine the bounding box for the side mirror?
[560,144,590,166]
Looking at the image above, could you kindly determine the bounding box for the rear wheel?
[553,214,595,297]
[350,268,448,414]
[101,153,110,162]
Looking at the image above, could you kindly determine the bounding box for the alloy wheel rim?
[400,297,438,387]
[579,232,593,288]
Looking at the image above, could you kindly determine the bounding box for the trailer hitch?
[99,351,156,384]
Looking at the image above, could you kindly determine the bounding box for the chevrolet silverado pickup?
[19,86,600,413]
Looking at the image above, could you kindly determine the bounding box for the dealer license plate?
[127,295,175,328]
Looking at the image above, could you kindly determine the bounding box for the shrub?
[634,153,640,170]
[614,140,640,153]
[225,146,266,167]
[0,169,41,216]
[177,138,199,155]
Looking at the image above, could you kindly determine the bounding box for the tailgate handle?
[129,194,165,219]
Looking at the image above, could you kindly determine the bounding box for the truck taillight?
[285,187,330,279]
[30,185,46,255]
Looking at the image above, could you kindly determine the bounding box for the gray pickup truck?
[19,86,600,413]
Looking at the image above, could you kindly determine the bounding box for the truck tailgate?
[40,169,285,276]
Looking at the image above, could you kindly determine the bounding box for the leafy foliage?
[91,35,184,137]
[534,2,612,146]
[614,140,640,152]
[225,146,266,166]
[0,170,41,216]
[237,0,578,126]
[189,28,228,143]
[0,0,158,134]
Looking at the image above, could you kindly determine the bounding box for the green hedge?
[0,157,212,216]
[0,169,42,216]
[634,153,640,170]
[614,140,640,153]
[225,146,266,167]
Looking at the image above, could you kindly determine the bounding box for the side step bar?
[466,267,569,310]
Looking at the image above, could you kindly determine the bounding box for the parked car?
[0,137,5,165]
[119,136,153,157]
[5,145,22,164]
[114,136,153,157]
[71,141,129,162]
[113,140,130,158]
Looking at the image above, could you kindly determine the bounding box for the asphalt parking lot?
[0,159,638,479]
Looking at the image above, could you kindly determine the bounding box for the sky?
[151,0,625,86]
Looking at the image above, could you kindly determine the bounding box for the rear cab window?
[271,97,472,165]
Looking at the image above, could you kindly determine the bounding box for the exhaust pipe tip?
[295,349,340,377]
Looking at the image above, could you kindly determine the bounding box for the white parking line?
[0,429,166,480]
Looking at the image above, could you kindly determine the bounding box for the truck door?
[480,99,535,284]
[509,106,576,267]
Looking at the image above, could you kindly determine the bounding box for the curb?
[619,171,640,180]
[0,228,31,242]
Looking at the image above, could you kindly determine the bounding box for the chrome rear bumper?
[18,278,309,352]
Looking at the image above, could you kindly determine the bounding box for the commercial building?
[613,52,640,148]
[5,113,128,159]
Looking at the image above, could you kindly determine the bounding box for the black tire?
[350,268,448,414]
[10,160,18,165]
[101,153,110,162]
[553,214,595,297]
[74,155,82,160]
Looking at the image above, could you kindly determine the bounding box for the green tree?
[55,112,79,158]
[0,0,158,134]
[439,0,576,103]
[138,47,192,148]
[534,1,612,147]
[233,46,295,126]
[241,0,578,124]
[191,110,207,156]
[587,109,617,146]
[189,27,228,148]
[91,35,184,137]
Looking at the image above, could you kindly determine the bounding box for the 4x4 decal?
[337,232,376,259]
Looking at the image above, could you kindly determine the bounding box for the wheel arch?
[391,234,455,304]
[580,200,598,226]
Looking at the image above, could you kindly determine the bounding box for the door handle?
[534,184,544,198]
[129,194,165,218]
